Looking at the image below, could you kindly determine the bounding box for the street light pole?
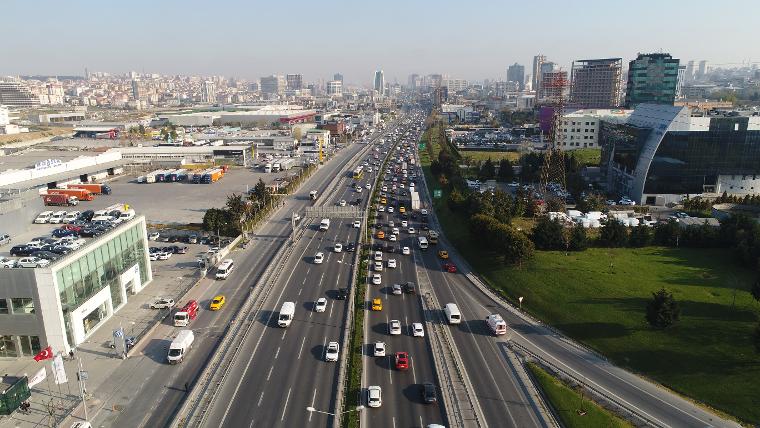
[306,405,365,416]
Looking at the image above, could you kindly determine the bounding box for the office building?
[442,78,468,92]
[685,60,695,83]
[558,108,632,150]
[333,73,343,83]
[600,104,760,205]
[373,70,385,95]
[201,80,216,103]
[570,58,623,108]
[696,60,708,80]
[326,80,343,96]
[623,53,680,108]
[532,55,546,94]
[539,70,568,102]
[507,63,525,90]
[408,74,420,90]
[676,65,687,99]
[286,74,303,91]
[0,217,152,356]
[0,79,40,108]
[261,75,287,98]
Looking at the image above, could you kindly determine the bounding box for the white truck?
[278,302,295,327]
[410,191,421,210]
[319,218,330,231]
[485,314,507,335]
[278,158,295,171]
[167,330,194,364]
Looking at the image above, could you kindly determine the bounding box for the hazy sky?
[4,0,760,85]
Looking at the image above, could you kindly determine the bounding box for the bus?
[352,166,364,180]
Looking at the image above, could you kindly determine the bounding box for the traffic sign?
[419,143,425,149]
[433,189,442,198]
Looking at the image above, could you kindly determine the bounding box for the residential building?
[624,53,680,108]
[261,75,287,98]
[373,70,385,95]
[569,58,623,108]
[532,55,546,94]
[408,74,420,90]
[507,63,525,90]
[131,79,142,101]
[442,78,468,92]
[600,104,760,205]
[558,108,632,150]
[326,80,343,96]
[201,80,216,103]
[286,74,303,90]
[0,79,41,107]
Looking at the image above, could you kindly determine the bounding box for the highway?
[86,124,389,428]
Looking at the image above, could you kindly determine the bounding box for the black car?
[31,250,60,261]
[345,243,356,252]
[48,245,73,255]
[167,245,188,254]
[372,243,383,251]
[10,245,36,257]
[80,227,103,238]
[385,245,396,253]
[403,281,417,294]
[52,228,78,238]
[336,288,348,300]
[79,210,95,222]
[421,382,437,404]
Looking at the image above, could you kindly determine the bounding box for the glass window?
[0,299,7,315]
[11,298,35,314]
[0,336,17,358]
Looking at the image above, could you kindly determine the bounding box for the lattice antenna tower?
[539,70,569,194]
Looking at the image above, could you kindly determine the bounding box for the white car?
[388,320,401,335]
[388,234,397,242]
[353,221,361,228]
[49,211,67,224]
[355,187,362,193]
[371,273,382,285]
[150,298,175,309]
[401,220,408,227]
[158,251,172,260]
[387,259,397,268]
[367,385,382,408]
[325,341,340,362]
[392,283,402,295]
[421,209,428,216]
[374,261,383,272]
[314,252,325,264]
[17,257,50,268]
[148,232,160,241]
[339,199,347,207]
[0,257,17,268]
[365,183,371,189]
[389,221,395,228]
[149,252,160,261]
[392,227,400,235]
[315,298,327,313]
[34,211,53,224]
[373,342,386,357]
[412,323,425,337]
[387,207,394,213]
[377,205,385,212]
[374,251,383,261]
[334,243,343,253]
[382,186,388,192]
[63,211,80,223]
[408,227,416,234]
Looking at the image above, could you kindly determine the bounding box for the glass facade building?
[624,53,680,108]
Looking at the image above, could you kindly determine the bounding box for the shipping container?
[67,183,112,195]
[48,188,94,201]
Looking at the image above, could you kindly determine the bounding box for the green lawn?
[568,148,601,166]
[527,363,633,428]
[459,150,521,163]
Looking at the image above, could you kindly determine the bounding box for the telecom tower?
[539,71,569,196]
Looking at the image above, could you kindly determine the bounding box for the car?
[371,273,382,285]
[34,211,54,224]
[353,220,361,228]
[339,199,347,207]
[438,250,449,259]
[371,298,383,311]
[336,288,348,300]
[374,261,383,272]
[334,243,343,253]
[389,221,395,228]
[46,245,73,255]
[421,382,438,404]
[392,283,402,295]
[387,259,397,268]
[325,341,340,362]
[402,246,410,255]
[147,231,160,241]
[60,224,83,232]
[412,323,425,337]
[388,320,401,335]
[408,227,416,234]
[314,252,325,264]
[382,186,388,192]
[315,297,327,312]
[31,251,60,261]
[365,183,371,189]
[399,206,406,213]
[373,342,386,357]
[149,252,160,261]
[17,257,50,268]
[52,228,78,238]
[63,211,80,223]
[377,205,385,212]
[355,187,362,193]
[387,207,394,213]
[10,245,35,257]
[401,220,408,227]
[367,385,382,408]
[395,352,409,370]
[443,262,457,273]
[157,251,172,260]
[374,251,383,261]
[619,197,636,206]
[376,230,385,239]
[49,211,67,224]
[209,295,226,310]
[150,297,175,309]
[388,234,397,242]
[421,209,428,216]
[346,242,356,252]
[0,257,16,268]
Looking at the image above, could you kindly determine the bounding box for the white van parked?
[278,301,295,327]
[215,259,234,280]
[444,303,461,324]
[34,211,53,224]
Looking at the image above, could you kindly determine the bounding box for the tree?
[545,197,566,213]
[478,158,496,181]
[496,224,534,266]
[577,193,606,212]
[531,217,566,250]
[569,223,589,251]
[654,220,680,246]
[490,190,515,224]
[448,187,466,211]
[599,219,628,247]
[646,288,681,329]
[497,159,514,182]
[751,278,760,304]
[629,225,653,247]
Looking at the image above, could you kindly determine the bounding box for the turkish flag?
[33,346,53,362]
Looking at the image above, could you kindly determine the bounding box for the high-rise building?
[696,60,708,80]
[326,80,343,96]
[286,74,303,90]
[261,75,287,97]
[408,74,420,90]
[131,79,143,101]
[676,65,686,99]
[532,55,547,93]
[507,63,525,90]
[539,70,569,102]
[202,80,216,103]
[373,70,385,95]
[333,73,343,83]
[624,53,680,108]
[685,60,695,83]
[569,58,623,108]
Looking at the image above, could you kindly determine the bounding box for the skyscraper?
[696,60,708,80]
[327,80,343,96]
[624,53,680,108]
[507,63,525,90]
[261,75,287,97]
[569,58,623,108]
[333,73,343,83]
[202,80,216,103]
[676,65,686,99]
[373,70,385,95]
[539,70,569,102]
[532,55,546,93]
[286,74,303,90]
[131,79,142,100]
[685,60,695,83]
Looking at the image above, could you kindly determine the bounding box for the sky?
[3,0,760,86]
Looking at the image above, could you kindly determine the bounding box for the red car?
[60,224,83,232]
[395,352,409,370]
[443,263,457,273]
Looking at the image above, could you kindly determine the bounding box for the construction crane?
[539,70,570,199]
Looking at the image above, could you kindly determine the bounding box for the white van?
[444,303,461,324]
[49,211,67,224]
[167,330,195,364]
[119,209,136,221]
[216,259,234,280]
[485,314,507,335]
[34,211,54,224]
[319,218,330,231]
[278,301,295,327]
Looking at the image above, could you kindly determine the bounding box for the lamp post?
[306,405,365,416]
[518,296,524,311]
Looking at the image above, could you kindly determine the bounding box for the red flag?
[33,346,53,362]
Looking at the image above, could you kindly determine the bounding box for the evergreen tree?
[497,159,514,182]
[599,219,628,247]
[569,223,589,251]
[646,288,681,329]
[531,217,566,250]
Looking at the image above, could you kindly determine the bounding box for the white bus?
[444,303,461,324]
[417,236,428,249]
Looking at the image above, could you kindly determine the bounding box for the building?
[333,73,343,83]
[532,55,546,94]
[676,65,687,99]
[131,79,142,101]
[260,75,287,98]
[558,108,632,150]
[373,70,385,95]
[440,104,478,123]
[0,216,152,356]
[507,63,525,90]
[600,104,760,205]
[624,53,680,108]
[326,80,343,96]
[442,78,468,92]
[685,60,695,83]
[201,80,216,104]
[569,58,623,108]
[539,70,568,102]
[696,60,708,80]
[0,79,41,108]
[286,74,303,91]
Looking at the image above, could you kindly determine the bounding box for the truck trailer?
[48,188,94,201]
[42,194,79,206]
[67,183,112,195]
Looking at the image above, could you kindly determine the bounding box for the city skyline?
[4,0,760,85]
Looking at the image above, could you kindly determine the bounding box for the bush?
[531,217,566,250]
[599,219,628,247]
[646,288,681,329]
[629,225,653,247]
[654,220,680,246]
[569,224,589,251]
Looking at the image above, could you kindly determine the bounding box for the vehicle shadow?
[458,319,492,337]
[371,322,389,335]
[142,338,172,364]
[258,310,279,328]
[402,383,424,404]
[310,344,324,361]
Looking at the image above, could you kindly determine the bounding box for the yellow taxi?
[209,295,226,310]
[376,230,385,239]
[380,197,387,204]
[399,206,406,214]
[371,298,383,311]
[438,250,449,260]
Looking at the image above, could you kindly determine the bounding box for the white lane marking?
[322,336,327,361]
[298,287,303,296]
[281,329,287,341]
[298,337,306,360]
[392,416,396,428]
[257,391,265,407]
[419,415,424,428]
[410,353,418,384]
[274,346,281,360]
[280,387,292,421]
[308,388,317,422]
[328,300,335,318]
[266,365,274,381]
[388,355,393,384]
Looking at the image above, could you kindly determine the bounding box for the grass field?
[568,148,601,166]
[527,363,633,428]
[419,122,760,424]
[459,150,521,163]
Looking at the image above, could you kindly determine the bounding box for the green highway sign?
[419,143,425,149]
[433,189,442,198]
